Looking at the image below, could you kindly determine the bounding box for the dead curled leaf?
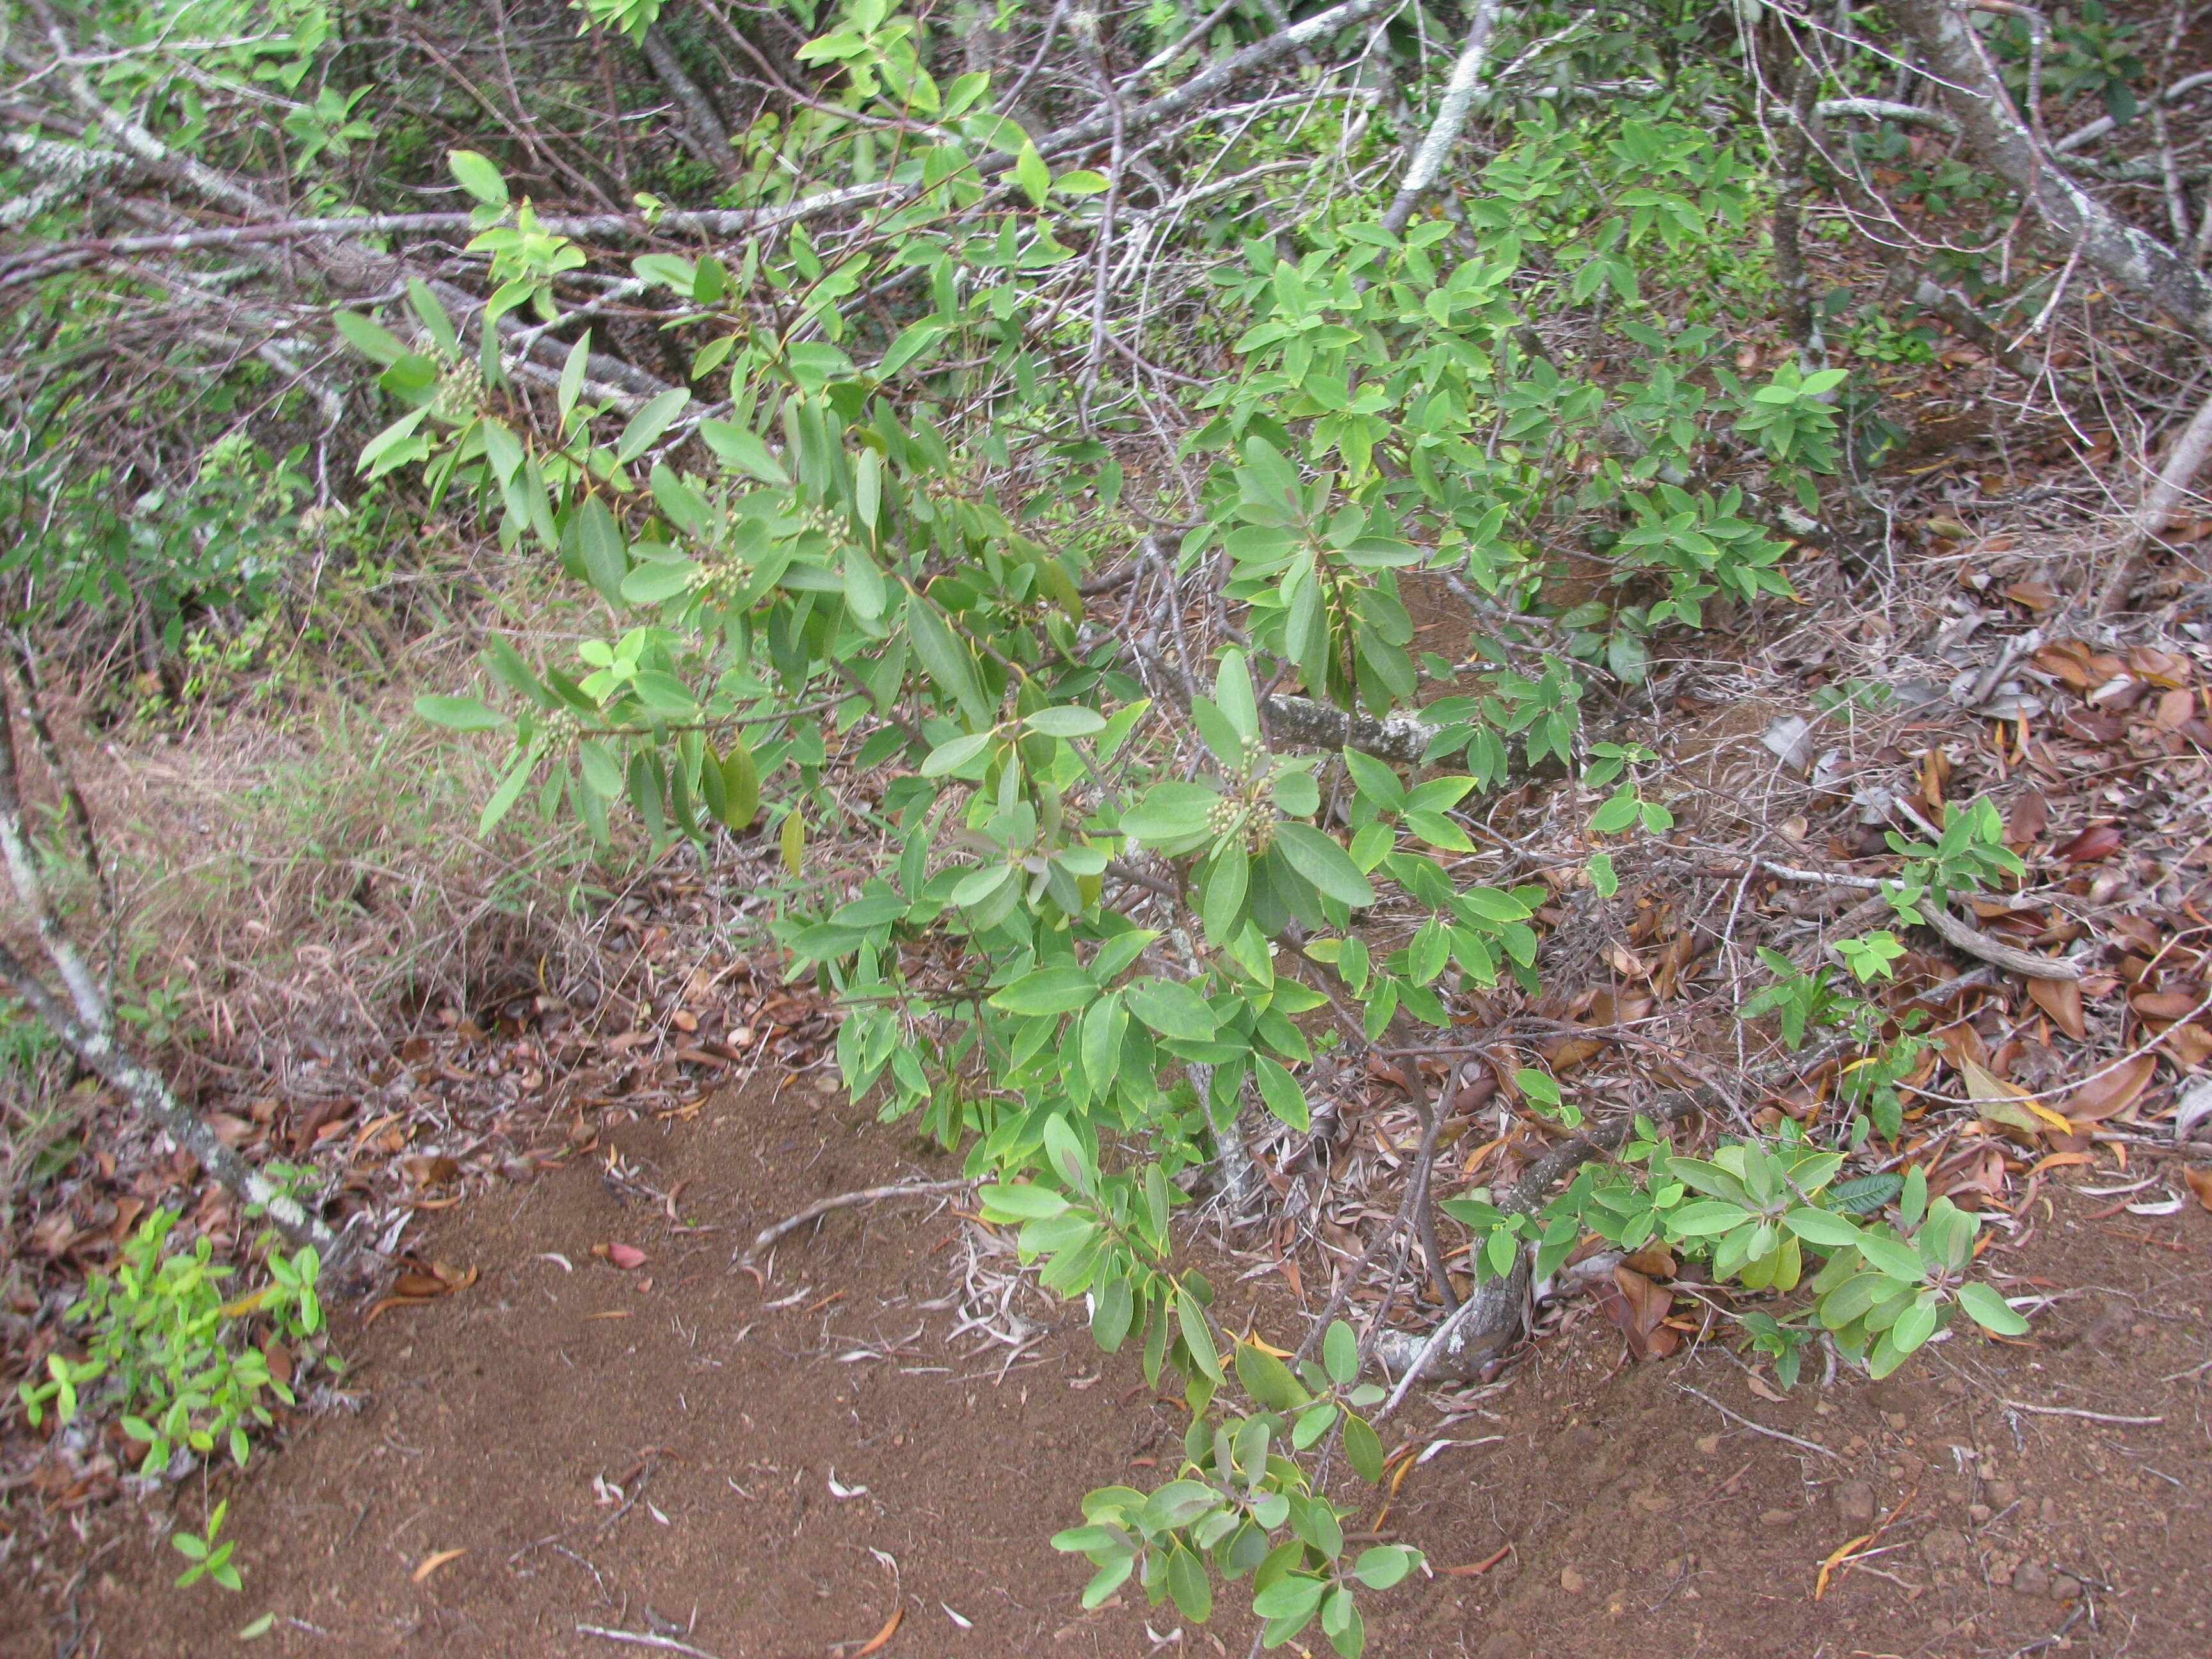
[852,1604,903,1657]
[2052,824,2123,865]
[2183,1166,2212,1214]
[1590,1266,1679,1360]
[2062,1054,2158,1123]
[2026,975,2087,1041]
[412,1548,465,1584]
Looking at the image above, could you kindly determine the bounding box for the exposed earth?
[10,1075,2204,1659]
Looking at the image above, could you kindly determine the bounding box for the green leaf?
[717,737,760,829]
[1322,1318,1358,1387]
[333,310,410,365]
[1273,824,1374,906]
[573,496,629,607]
[1252,1575,1328,1623]
[699,419,790,484]
[990,964,1098,1016]
[1829,1173,1903,1215]
[414,695,508,731]
[1668,1200,1754,1237]
[978,1183,1070,1221]
[907,595,990,725]
[1125,979,1216,1041]
[1214,648,1262,744]
[1341,748,1405,813]
[920,731,993,776]
[1025,706,1107,738]
[1354,1545,1415,1589]
[878,318,947,378]
[1854,1230,1928,1283]
[1015,140,1051,207]
[1514,1067,1562,1108]
[447,148,509,206]
[478,751,534,837]
[1343,1412,1384,1483]
[1889,1297,1939,1355]
[1166,1545,1213,1623]
[1253,1056,1311,1132]
[1235,1343,1311,1411]
[1177,1291,1222,1381]
[1956,1279,2032,1336]
[1782,1208,1864,1249]
[615,388,691,465]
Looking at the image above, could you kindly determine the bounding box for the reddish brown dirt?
[11,1081,2208,1659]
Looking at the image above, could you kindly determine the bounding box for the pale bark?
[1890,0,2212,346]
[1379,0,1504,236]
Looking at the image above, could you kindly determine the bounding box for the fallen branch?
[2096,380,2212,615]
[733,1178,975,1276]
[1891,0,2212,347]
[0,668,348,1262]
[1676,1384,1845,1459]
[1998,1400,2162,1425]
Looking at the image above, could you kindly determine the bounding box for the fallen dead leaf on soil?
[600,1242,648,1270]
[2062,1054,2158,1123]
[2130,989,2204,1022]
[2183,1166,2212,1213]
[1443,1543,1515,1576]
[1590,1266,1679,1359]
[851,1605,902,1656]
[412,1548,465,1583]
[2053,824,2123,865]
[2026,975,2087,1040]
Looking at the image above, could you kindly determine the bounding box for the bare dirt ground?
[12,1071,2203,1659]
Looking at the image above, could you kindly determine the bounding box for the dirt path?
[19,1079,2209,1659]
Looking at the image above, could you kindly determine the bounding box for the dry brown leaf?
[2005,790,2049,851]
[853,1605,903,1657]
[412,1548,465,1584]
[2184,1166,2212,1213]
[2062,1054,2158,1123]
[2053,824,2123,865]
[2026,976,2087,1041]
[2128,646,2191,687]
[1937,1022,1992,1075]
[1542,1036,1606,1073]
[364,1295,439,1326]
[2033,641,2099,693]
[1743,1372,1788,1404]
[2165,1023,2212,1069]
[1443,1544,1515,1577]
[2130,990,2204,1023]
[1591,1267,1679,1360]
